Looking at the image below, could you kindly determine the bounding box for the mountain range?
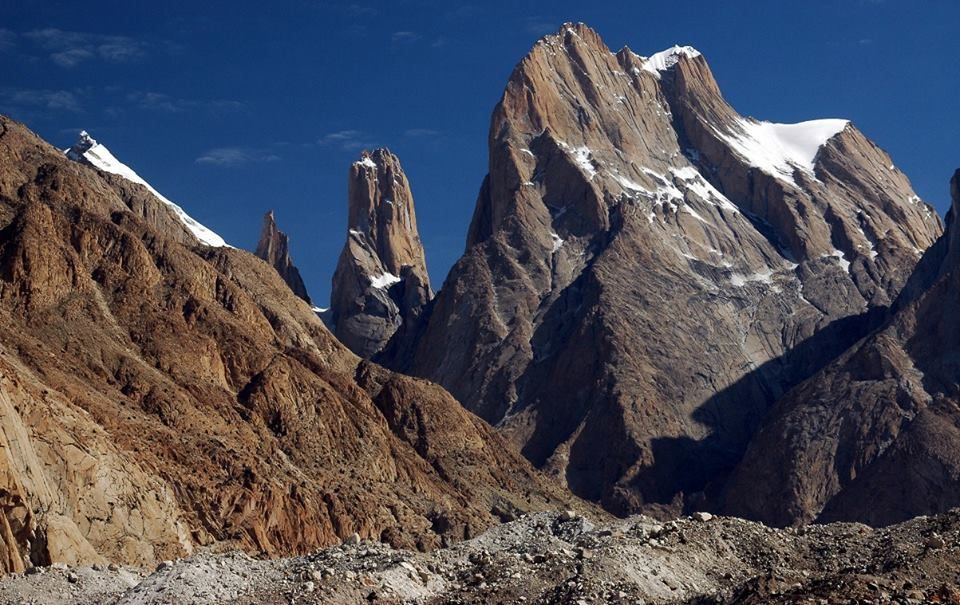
[0,22,956,580]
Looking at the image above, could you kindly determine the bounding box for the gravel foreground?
[2,510,959,605]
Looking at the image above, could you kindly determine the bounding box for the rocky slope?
[1,508,958,604]
[254,210,311,303]
[724,169,960,527]
[390,24,943,519]
[0,116,581,574]
[328,149,432,358]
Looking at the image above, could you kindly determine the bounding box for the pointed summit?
[66,130,97,160]
[255,210,310,303]
[639,45,702,77]
[328,149,432,358]
[64,130,228,247]
[394,22,942,518]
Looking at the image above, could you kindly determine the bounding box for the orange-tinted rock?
[255,210,310,303]
[0,116,580,572]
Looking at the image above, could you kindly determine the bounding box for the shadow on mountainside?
[614,306,888,520]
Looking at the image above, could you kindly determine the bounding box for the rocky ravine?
[386,23,943,521]
[725,169,960,527]
[1,509,958,604]
[328,149,433,358]
[0,117,583,574]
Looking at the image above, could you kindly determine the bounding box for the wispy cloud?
[344,4,378,17]
[0,28,17,50]
[195,147,280,167]
[318,129,379,151]
[23,28,147,67]
[0,87,81,112]
[391,31,421,44]
[404,128,441,138]
[126,91,244,113]
[525,17,557,36]
[444,5,483,21]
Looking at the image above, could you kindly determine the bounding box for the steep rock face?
[0,116,579,573]
[395,24,942,517]
[329,149,432,358]
[254,210,311,303]
[724,169,960,527]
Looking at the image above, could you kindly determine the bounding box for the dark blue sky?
[2,1,957,305]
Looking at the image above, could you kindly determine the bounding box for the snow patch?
[613,174,648,193]
[357,157,378,169]
[825,249,851,273]
[669,166,740,212]
[715,118,849,185]
[370,272,401,290]
[682,206,707,223]
[571,146,597,179]
[550,232,564,252]
[556,141,598,179]
[66,131,228,247]
[854,222,879,260]
[641,45,702,78]
[729,269,774,287]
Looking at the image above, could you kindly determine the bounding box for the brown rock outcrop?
[389,24,942,518]
[254,210,311,303]
[328,149,432,358]
[0,116,580,573]
[724,169,960,526]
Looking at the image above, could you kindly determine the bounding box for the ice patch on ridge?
[715,118,850,185]
[65,131,228,247]
[370,272,401,290]
[641,45,702,78]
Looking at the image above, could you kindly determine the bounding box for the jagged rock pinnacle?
[327,149,432,358]
[255,210,311,303]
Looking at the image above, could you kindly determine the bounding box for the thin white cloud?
[51,48,94,67]
[405,128,441,138]
[0,87,81,112]
[444,5,483,21]
[344,4,378,17]
[318,129,379,151]
[0,28,17,50]
[195,147,280,167]
[24,28,147,67]
[525,18,557,36]
[126,91,244,113]
[391,31,421,44]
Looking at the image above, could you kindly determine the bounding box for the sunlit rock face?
[392,23,942,519]
[328,149,432,358]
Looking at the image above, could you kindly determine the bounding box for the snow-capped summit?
[641,45,702,77]
[65,131,228,247]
